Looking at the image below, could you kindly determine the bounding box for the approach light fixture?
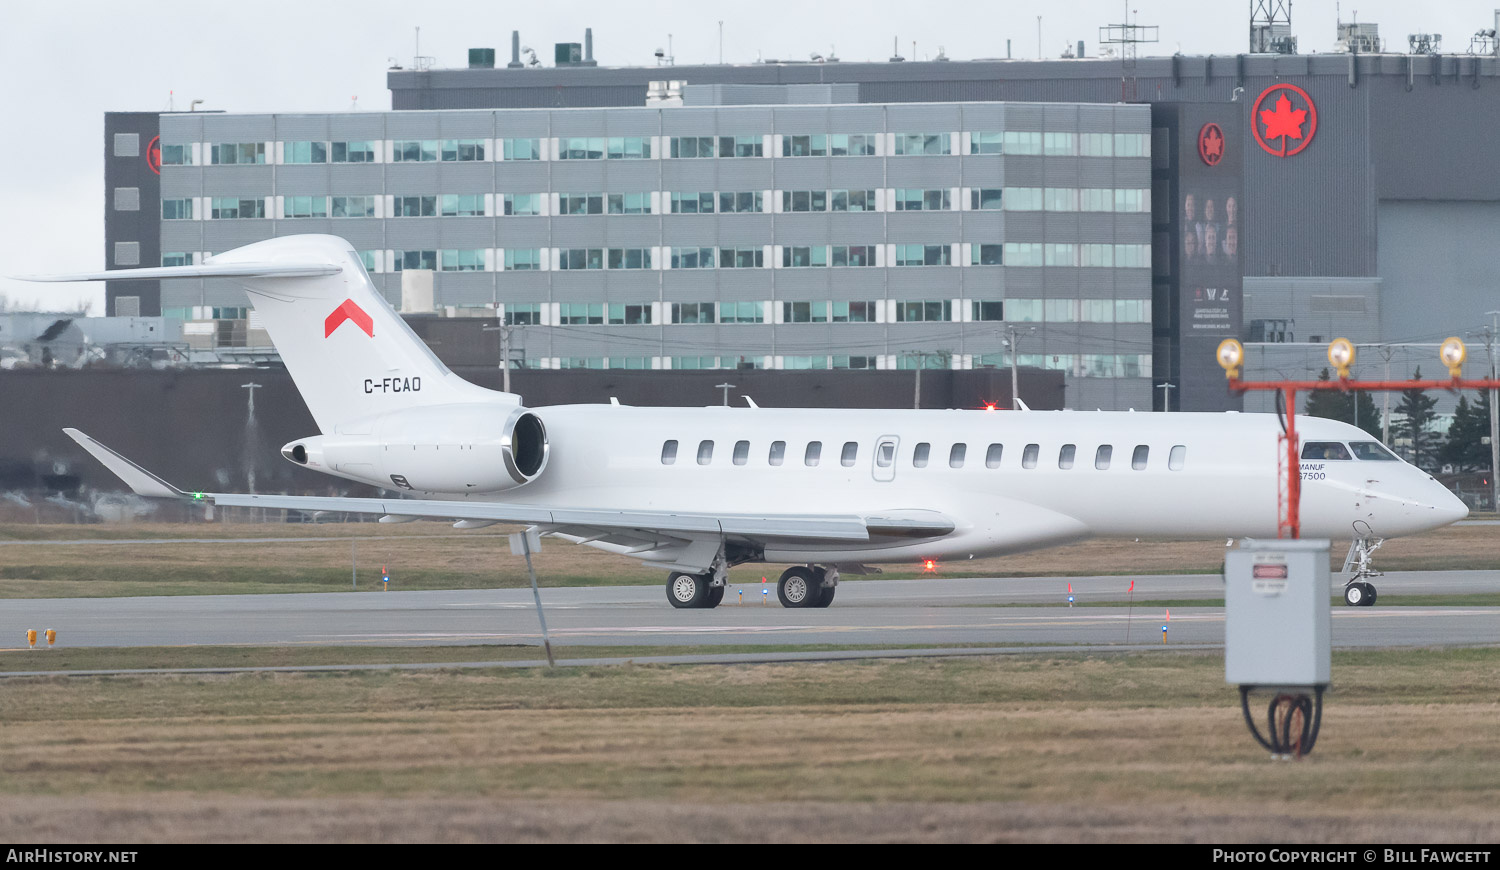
[1440,337,1467,378]
[1327,338,1355,379]
[1216,338,1244,379]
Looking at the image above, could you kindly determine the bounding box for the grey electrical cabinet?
[1224,539,1332,687]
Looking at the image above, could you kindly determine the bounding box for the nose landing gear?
[1341,522,1384,607]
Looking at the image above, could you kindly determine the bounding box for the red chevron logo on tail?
[324,299,374,338]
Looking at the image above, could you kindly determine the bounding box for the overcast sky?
[2,0,1496,312]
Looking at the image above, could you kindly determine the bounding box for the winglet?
[62,429,186,499]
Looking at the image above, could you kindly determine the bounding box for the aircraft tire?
[1344,583,1368,607]
[1363,583,1377,606]
[812,583,836,608]
[777,567,818,608]
[704,585,725,608]
[668,572,707,608]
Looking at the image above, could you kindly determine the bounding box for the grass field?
[1,518,1496,598]
[0,647,1496,842]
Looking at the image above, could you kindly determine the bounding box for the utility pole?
[1484,311,1500,512]
[1157,381,1176,411]
[1004,325,1036,410]
[240,382,261,509]
[482,319,521,393]
[716,382,736,406]
[1376,345,1395,445]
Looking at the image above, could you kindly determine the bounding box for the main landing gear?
[666,571,725,609]
[776,566,837,609]
[1341,524,1385,607]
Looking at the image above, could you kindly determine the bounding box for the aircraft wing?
[65,429,954,570]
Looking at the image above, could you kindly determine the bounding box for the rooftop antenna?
[1250,0,1298,54]
[719,20,724,64]
[1100,4,1159,100]
[890,36,903,62]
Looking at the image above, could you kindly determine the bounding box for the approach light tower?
[1250,0,1298,54]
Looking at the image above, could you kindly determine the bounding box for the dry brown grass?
[0,651,1496,842]
[0,520,1495,598]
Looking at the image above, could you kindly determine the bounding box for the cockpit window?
[1349,441,1398,461]
[1301,441,1352,461]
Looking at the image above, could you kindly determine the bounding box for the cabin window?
[661,440,678,464]
[1095,445,1112,470]
[733,440,750,465]
[769,441,786,466]
[876,443,895,467]
[841,441,859,466]
[805,441,822,466]
[1059,444,1076,469]
[1302,441,1352,461]
[697,440,714,465]
[1169,445,1187,470]
[1132,445,1149,470]
[1022,443,1039,468]
[1350,441,1398,461]
[949,444,967,468]
[985,443,1003,468]
[913,442,931,467]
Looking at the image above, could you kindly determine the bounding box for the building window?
[895,300,952,322]
[971,300,1003,321]
[1004,188,1044,211]
[560,137,605,160]
[559,303,605,325]
[894,245,951,267]
[1079,133,1113,156]
[358,251,380,272]
[608,303,653,325]
[718,135,763,157]
[209,197,265,219]
[210,143,265,164]
[670,247,715,269]
[395,250,437,271]
[831,301,878,323]
[606,248,652,269]
[782,301,829,323]
[971,188,1003,210]
[1003,131,1042,155]
[439,249,485,271]
[503,193,542,216]
[607,192,651,215]
[160,144,193,165]
[1114,133,1150,157]
[831,189,876,212]
[505,303,542,323]
[331,196,376,218]
[392,140,439,162]
[720,302,764,324]
[894,189,951,211]
[781,246,828,268]
[331,141,375,163]
[831,246,877,267]
[830,134,877,155]
[782,190,828,212]
[162,198,195,220]
[719,191,763,213]
[970,132,1003,154]
[669,136,715,158]
[1045,244,1078,267]
[1043,132,1077,156]
[833,355,877,369]
[112,133,139,157]
[894,133,950,155]
[284,141,327,164]
[1044,188,1079,211]
[161,252,191,267]
[441,139,485,161]
[671,302,716,324]
[970,245,1003,267]
[1003,243,1043,267]
[558,249,605,270]
[783,356,828,370]
[395,196,437,217]
[718,247,764,268]
[670,192,714,214]
[559,193,604,215]
[441,194,485,217]
[502,138,541,160]
[606,137,652,159]
[782,135,829,157]
[284,196,328,218]
[503,249,541,271]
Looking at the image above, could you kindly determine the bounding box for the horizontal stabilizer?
[14,262,341,282]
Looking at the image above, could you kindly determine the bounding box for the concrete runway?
[1,571,1496,652]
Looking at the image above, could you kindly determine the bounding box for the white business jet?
[28,235,1467,608]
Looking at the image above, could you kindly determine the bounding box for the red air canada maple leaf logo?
[325,299,375,338]
[1197,123,1225,166]
[1251,83,1318,158]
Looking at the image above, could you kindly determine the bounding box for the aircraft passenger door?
[872,435,899,482]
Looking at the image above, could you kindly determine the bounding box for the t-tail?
[17,234,510,433]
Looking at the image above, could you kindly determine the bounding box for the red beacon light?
[921,559,939,574]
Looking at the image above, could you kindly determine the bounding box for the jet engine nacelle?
[280,404,548,494]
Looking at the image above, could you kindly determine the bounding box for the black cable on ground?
[1239,686,1324,757]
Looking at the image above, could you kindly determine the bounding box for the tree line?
[1302,368,1493,474]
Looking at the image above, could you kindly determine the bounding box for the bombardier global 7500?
[28,235,1468,608]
